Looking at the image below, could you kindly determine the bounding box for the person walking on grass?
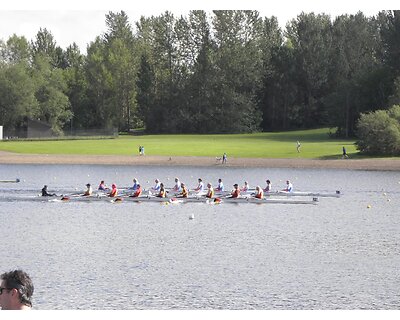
[296,141,301,153]
[342,146,349,159]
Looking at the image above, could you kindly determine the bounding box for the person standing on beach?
[0,269,34,310]
[222,153,227,164]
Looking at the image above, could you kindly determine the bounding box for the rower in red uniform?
[130,184,142,197]
[108,184,118,197]
[229,184,240,198]
[254,186,264,199]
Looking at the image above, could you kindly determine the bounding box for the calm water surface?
[0,164,399,310]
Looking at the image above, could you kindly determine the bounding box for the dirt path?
[1,151,399,170]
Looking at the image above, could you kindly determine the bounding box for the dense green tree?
[211,10,263,132]
[0,34,31,64]
[31,55,72,134]
[356,105,400,155]
[63,43,89,131]
[0,63,37,132]
[286,13,333,127]
[327,13,383,137]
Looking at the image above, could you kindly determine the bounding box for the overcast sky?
[0,0,398,52]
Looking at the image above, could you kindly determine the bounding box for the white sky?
[0,0,399,52]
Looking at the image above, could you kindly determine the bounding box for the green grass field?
[0,128,364,159]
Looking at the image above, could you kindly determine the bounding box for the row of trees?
[1,10,400,136]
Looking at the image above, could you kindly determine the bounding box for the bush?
[356,105,400,155]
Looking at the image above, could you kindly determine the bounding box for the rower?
[173,177,182,192]
[193,178,204,192]
[83,183,93,196]
[228,184,240,198]
[41,185,56,197]
[109,183,118,197]
[131,178,140,190]
[98,180,109,191]
[216,178,224,192]
[205,183,214,198]
[177,183,189,198]
[254,186,264,199]
[264,179,272,192]
[151,179,161,192]
[241,181,250,192]
[157,183,167,198]
[130,184,142,197]
[282,180,293,192]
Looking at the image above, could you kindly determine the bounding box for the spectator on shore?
[342,146,349,159]
[222,153,227,164]
[0,269,34,310]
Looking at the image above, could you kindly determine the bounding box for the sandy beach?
[0,151,399,170]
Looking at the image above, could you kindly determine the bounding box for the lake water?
[0,164,399,310]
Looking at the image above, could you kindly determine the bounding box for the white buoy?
[367,204,371,209]
[383,192,387,196]
[189,214,194,220]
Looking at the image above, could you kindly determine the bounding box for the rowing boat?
[0,194,319,205]
[198,190,341,198]
[0,178,20,183]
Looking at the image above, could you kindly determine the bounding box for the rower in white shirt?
[131,178,140,190]
[151,179,161,192]
[282,180,293,192]
[241,181,250,192]
[173,177,182,192]
[193,178,204,192]
[264,179,272,192]
[216,178,224,192]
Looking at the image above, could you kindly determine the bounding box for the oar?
[0,178,20,183]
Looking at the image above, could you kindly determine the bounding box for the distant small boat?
[0,178,20,183]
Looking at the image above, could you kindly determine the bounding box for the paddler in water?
[177,183,189,198]
[83,183,93,196]
[130,184,142,197]
[228,184,240,198]
[205,183,214,198]
[254,186,264,199]
[108,184,118,197]
[41,185,56,197]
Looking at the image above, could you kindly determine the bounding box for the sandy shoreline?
[0,151,400,171]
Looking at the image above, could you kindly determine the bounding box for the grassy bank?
[0,128,358,159]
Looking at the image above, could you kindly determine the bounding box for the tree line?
[0,10,399,137]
